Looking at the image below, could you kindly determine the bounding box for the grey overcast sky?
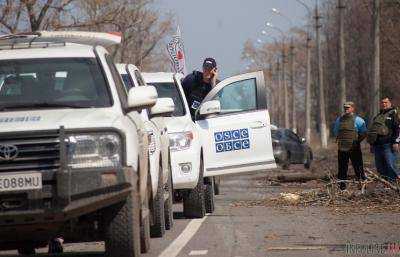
[155,0,314,79]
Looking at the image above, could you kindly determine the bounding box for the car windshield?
[0,58,112,111]
[151,82,185,116]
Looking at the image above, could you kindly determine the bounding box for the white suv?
[0,31,155,257]
[117,63,174,240]
[143,72,276,218]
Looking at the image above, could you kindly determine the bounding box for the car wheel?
[204,177,215,213]
[150,161,166,238]
[18,246,36,255]
[304,151,312,170]
[214,176,220,195]
[164,164,174,230]
[104,173,141,257]
[281,151,290,170]
[48,238,63,254]
[183,158,206,219]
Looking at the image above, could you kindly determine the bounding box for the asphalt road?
[1,171,400,257]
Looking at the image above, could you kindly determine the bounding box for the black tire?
[164,165,174,230]
[140,185,151,253]
[48,238,63,254]
[204,178,215,213]
[104,176,141,257]
[150,162,166,238]
[214,177,220,195]
[281,151,290,170]
[304,151,312,169]
[183,158,206,219]
[18,246,36,255]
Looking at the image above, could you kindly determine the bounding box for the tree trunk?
[338,0,346,112]
[372,0,380,119]
[316,3,328,148]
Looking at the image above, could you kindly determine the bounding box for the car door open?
[196,71,276,177]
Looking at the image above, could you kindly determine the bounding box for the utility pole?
[277,58,282,127]
[338,0,346,112]
[315,1,328,148]
[289,39,296,133]
[282,47,290,129]
[305,33,312,143]
[372,0,380,118]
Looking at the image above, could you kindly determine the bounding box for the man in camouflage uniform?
[333,101,367,190]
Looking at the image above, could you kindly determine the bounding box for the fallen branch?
[364,168,399,192]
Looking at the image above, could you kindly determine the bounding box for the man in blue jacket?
[333,101,367,190]
[181,58,219,119]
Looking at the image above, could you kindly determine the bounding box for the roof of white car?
[142,72,175,83]
[0,31,121,47]
[0,31,121,60]
[0,43,96,60]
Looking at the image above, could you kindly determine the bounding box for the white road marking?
[158,215,208,257]
[189,250,208,255]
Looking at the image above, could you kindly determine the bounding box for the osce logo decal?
[214,129,250,153]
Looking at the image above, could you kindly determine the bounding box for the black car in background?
[271,128,313,169]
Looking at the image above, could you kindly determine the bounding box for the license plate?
[0,173,42,192]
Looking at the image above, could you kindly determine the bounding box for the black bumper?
[0,166,135,223]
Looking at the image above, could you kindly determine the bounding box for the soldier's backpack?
[367,109,396,144]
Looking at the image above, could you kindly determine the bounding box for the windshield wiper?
[0,102,88,111]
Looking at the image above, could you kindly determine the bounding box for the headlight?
[67,133,122,169]
[169,131,193,151]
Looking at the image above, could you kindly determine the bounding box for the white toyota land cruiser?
[143,72,277,218]
[0,31,156,257]
[117,63,175,239]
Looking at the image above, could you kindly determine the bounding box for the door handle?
[250,121,266,129]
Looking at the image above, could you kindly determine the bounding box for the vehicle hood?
[163,116,193,134]
[0,108,120,133]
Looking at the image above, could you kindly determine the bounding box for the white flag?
[167,27,187,75]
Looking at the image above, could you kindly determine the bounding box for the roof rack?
[0,31,121,49]
[0,41,66,51]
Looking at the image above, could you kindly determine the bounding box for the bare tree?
[0,0,76,33]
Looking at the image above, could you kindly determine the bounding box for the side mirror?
[150,97,175,116]
[127,85,158,111]
[199,100,221,116]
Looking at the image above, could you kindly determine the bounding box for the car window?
[212,78,257,114]
[0,58,112,109]
[121,73,134,91]
[285,130,300,142]
[151,82,185,116]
